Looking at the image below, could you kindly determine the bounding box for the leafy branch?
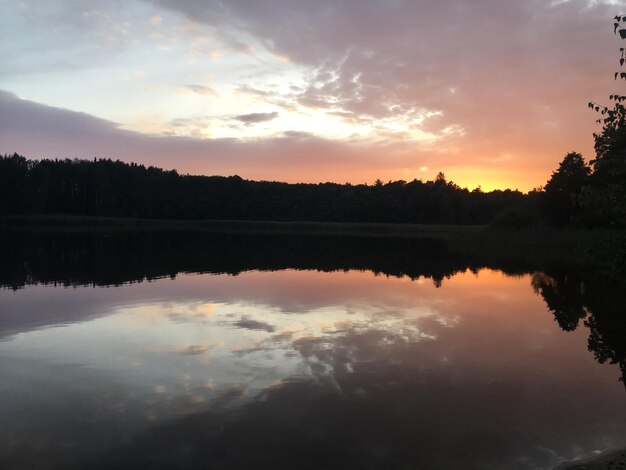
[589,16,626,126]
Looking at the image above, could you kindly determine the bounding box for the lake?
[1,231,625,470]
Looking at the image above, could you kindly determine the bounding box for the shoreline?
[0,214,606,245]
[0,214,483,238]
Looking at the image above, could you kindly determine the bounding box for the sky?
[1,0,625,191]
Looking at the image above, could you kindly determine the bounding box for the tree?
[592,105,626,184]
[543,152,591,226]
[588,15,626,183]
[584,16,626,226]
[545,152,590,195]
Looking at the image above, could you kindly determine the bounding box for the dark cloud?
[233,111,278,124]
[0,90,413,183]
[233,317,275,333]
[0,90,122,138]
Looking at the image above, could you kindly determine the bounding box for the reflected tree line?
[532,271,626,386]
[0,230,501,290]
[0,229,573,291]
[0,230,624,388]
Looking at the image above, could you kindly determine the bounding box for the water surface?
[0,231,624,470]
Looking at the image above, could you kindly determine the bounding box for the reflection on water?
[532,271,626,387]
[0,231,625,470]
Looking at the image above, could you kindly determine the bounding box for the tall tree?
[543,152,590,226]
[545,152,591,195]
[588,15,626,183]
[584,16,626,226]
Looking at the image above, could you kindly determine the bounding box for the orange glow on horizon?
[184,163,551,193]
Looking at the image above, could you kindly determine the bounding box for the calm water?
[0,231,625,470]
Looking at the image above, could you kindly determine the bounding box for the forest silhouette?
[0,154,531,225]
[0,149,621,228]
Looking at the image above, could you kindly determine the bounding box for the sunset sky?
[1,0,624,191]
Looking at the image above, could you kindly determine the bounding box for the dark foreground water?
[0,231,625,470]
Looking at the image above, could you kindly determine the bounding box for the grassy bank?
[0,214,597,243]
[1,214,621,245]
[0,214,487,239]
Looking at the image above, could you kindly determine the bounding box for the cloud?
[233,111,279,124]
[236,84,274,97]
[179,84,218,95]
[174,344,212,355]
[233,318,276,333]
[146,0,625,183]
[0,1,135,77]
[6,0,623,189]
[147,15,163,26]
[0,89,555,188]
[0,90,418,184]
[0,90,122,138]
[282,130,313,140]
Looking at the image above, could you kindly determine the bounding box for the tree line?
[0,154,534,225]
[0,146,623,227]
[1,142,625,227]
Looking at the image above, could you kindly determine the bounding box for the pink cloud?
[147,0,621,186]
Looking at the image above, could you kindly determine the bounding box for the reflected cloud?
[1,231,510,338]
[2,232,626,468]
[233,317,276,333]
[1,262,626,469]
